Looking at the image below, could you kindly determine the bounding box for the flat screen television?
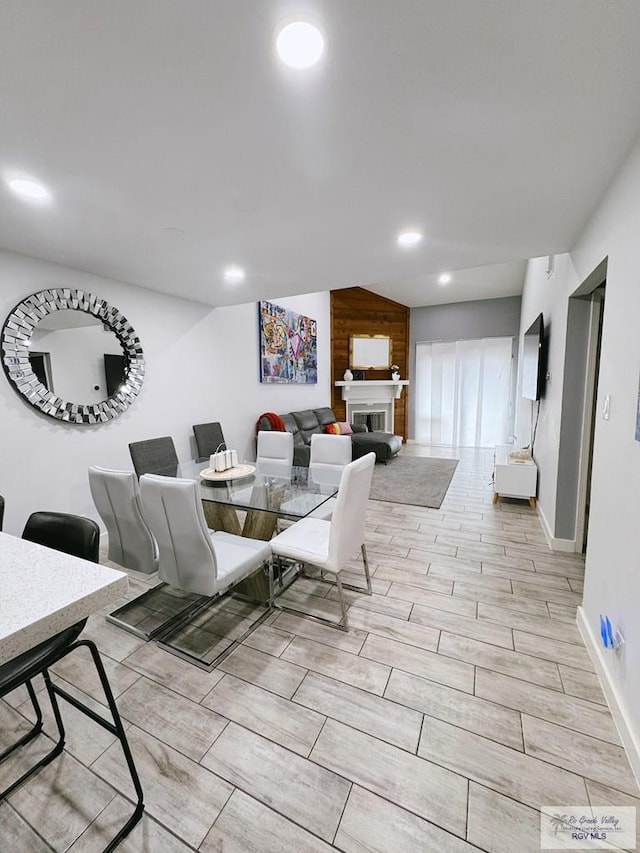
[521,312,545,401]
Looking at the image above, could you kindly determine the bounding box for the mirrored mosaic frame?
[1,288,145,424]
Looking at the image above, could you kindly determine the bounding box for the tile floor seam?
[330,780,354,847]
[3,800,57,851]
[310,727,473,847]
[200,719,352,845]
[417,708,630,803]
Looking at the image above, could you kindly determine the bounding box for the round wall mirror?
[1,288,145,423]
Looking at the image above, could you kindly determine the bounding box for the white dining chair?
[256,430,293,477]
[88,466,159,574]
[136,474,272,664]
[139,474,271,598]
[268,452,375,631]
[308,433,353,520]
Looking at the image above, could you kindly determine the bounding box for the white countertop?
[0,531,128,663]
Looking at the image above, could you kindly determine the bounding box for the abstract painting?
[259,301,317,384]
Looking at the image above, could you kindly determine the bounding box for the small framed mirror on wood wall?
[350,335,392,369]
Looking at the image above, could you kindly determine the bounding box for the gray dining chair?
[269,452,375,630]
[88,466,159,574]
[128,436,178,478]
[193,422,226,461]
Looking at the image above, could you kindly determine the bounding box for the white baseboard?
[548,537,576,553]
[537,503,577,552]
[577,606,640,789]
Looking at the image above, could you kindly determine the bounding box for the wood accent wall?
[330,287,410,440]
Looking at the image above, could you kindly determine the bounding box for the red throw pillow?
[324,423,341,434]
[338,421,353,435]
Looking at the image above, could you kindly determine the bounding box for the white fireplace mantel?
[334,380,409,433]
[335,379,409,400]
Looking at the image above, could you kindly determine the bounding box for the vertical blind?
[415,337,514,447]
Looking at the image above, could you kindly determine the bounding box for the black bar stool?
[0,511,144,851]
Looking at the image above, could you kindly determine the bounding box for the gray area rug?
[369,455,459,508]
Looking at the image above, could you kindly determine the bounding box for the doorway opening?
[554,258,607,552]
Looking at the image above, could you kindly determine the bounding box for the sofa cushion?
[324,421,353,436]
[351,431,402,462]
[313,407,338,428]
[292,409,324,445]
[280,413,305,448]
[324,422,341,435]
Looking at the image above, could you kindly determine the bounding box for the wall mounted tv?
[521,312,545,401]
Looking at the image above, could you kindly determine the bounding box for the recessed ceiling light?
[8,178,51,202]
[276,21,325,69]
[223,265,246,284]
[438,273,451,285]
[397,230,423,248]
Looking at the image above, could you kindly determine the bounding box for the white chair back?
[139,474,218,596]
[88,466,158,574]
[310,434,352,479]
[256,430,294,476]
[327,452,375,572]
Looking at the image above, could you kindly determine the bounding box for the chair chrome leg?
[268,558,275,608]
[311,542,373,597]
[361,543,372,595]
[335,574,349,632]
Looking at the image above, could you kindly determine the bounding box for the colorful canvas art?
[259,301,317,384]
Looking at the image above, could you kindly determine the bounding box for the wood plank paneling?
[330,288,410,439]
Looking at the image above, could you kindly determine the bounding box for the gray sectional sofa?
[256,407,402,466]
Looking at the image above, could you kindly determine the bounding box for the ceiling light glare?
[276,21,325,69]
[8,178,51,202]
[438,273,451,285]
[223,265,246,284]
[397,230,423,248]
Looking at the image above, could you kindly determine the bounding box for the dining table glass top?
[148,459,341,519]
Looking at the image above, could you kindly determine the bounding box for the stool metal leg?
[0,681,44,763]
[51,639,144,852]
[0,671,67,801]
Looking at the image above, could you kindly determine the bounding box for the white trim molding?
[538,502,577,552]
[577,606,640,789]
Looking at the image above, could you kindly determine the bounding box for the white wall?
[517,138,640,754]
[209,294,331,463]
[0,249,330,535]
[515,253,579,536]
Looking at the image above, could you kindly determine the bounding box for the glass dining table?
[151,458,341,541]
[107,460,341,669]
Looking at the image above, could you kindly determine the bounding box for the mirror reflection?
[29,309,126,403]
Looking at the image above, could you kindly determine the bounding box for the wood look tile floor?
[2,446,639,852]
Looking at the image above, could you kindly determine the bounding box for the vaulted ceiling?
[2,1,640,307]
